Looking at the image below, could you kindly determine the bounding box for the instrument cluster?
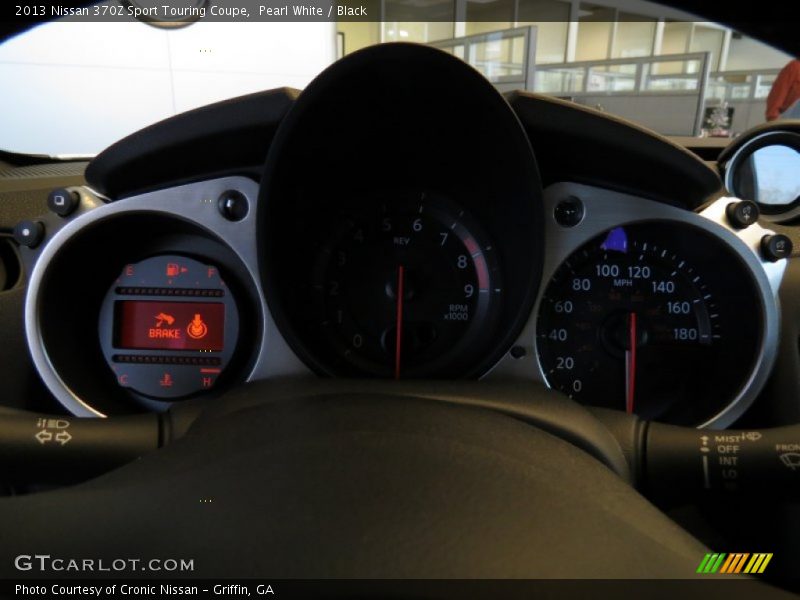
[13,44,792,428]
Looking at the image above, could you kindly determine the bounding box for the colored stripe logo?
[697,553,772,574]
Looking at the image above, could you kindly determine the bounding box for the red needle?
[626,312,637,414]
[394,265,405,380]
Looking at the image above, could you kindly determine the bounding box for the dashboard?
[3,42,798,431]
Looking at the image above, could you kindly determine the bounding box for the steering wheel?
[1,380,717,578]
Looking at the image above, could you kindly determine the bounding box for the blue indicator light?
[601,227,628,253]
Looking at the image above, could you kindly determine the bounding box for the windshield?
[0,0,792,156]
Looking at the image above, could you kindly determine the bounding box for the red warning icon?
[187,314,208,340]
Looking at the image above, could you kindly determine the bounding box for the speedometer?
[536,221,762,425]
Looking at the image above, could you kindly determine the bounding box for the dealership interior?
[0,0,794,156]
[340,0,793,138]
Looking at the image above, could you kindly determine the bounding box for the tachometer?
[536,222,762,425]
[311,193,502,378]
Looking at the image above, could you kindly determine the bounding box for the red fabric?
[766,59,800,121]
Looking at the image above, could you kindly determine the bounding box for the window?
[613,14,655,59]
[517,0,570,64]
[660,21,691,55]
[690,24,724,71]
[466,0,514,36]
[575,4,615,62]
[384,0,455,42]
[0,21,335,156]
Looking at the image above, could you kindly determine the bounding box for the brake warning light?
[149,327,181,339]
[155,313,175,327]
[149,312,181,339]
[115,301,224,351]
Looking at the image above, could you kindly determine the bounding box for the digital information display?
[115,301,225,351]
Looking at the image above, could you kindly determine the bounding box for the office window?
[384,0,455,42]
[690,24,724,71]
[517,0,570,64]
[337,22,380,55]
[383,22,454,42]
[661,21,690,55]
[657,21,691,75]
[613,14,655,59]
[575,4,615,61]
[466,0,514,35]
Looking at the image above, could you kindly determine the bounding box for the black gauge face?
[537,222,762,425]
[311,193,502,378]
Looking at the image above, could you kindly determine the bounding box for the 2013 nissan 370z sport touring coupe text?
[1,0,800,598]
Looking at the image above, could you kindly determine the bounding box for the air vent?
[0,236,21,291]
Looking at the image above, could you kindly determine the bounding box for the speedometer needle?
[395,265,405,380]
[625,312,637,414]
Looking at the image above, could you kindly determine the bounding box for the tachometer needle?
[395,265,405,380]
[625,312,637,414]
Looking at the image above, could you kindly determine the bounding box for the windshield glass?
[0,0,792,156]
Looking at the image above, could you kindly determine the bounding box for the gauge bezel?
[534,220,760,424]
[486,182,785,429]
[24,177,266,417]
[258,43,544,380]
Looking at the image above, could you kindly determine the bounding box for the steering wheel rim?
[0,384,709,579]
